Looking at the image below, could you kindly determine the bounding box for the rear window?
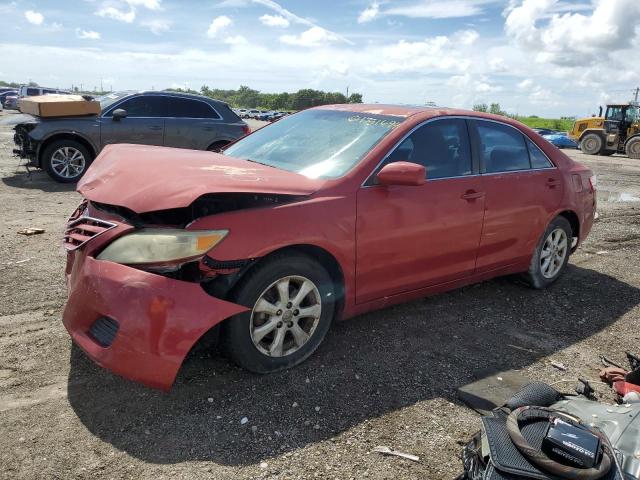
[26,88,40,96]
[168,97,220,119]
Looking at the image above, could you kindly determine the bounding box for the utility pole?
[634,87,639,104]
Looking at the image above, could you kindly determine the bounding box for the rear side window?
[476,121,529,173]
[168,97,220,119]
[387,118,472,179]
[109,95,168,117]
[527,139,553,168]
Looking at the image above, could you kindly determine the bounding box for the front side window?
[224,109,402,179]
[107,95,167,117]
[476,120,530,173]
[382,118,472,179]
[168,97,220,119]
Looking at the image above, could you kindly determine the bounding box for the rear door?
[100,94,167,147]
[165,96,222,150]
[471,119,563,273]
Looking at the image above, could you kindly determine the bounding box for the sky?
[0,0,639,117]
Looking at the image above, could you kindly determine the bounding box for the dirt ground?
[1,109,639,480]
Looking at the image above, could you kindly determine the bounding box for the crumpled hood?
[78,144,325,213]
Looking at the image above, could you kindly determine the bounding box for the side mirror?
[112,108,127,121]
[376,161,426,186]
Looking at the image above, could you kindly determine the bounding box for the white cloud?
[96,6,136,23]
[453,29,479,45]
[125,0,162,10]
[488,57,508,72]
[141,19,171,35]
[76,28,101,40]
[505,0,640,67]
[373,36,469,74]
[517,79,533,90]
[280,26,340,47]
[207,15,232,38]
[358,2,379,23]
[24,10,44,25]
[259,14,289,27]
[385,0,498,19]
[224,34,248,45]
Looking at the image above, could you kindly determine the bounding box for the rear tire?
[524,216,572,289]
[42,139,92,183]
[222,252,335,373]
[626,137,640,160]
[580,133,603,155]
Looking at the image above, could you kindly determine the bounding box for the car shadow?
[66,264,640,466]
[2,169,76,192]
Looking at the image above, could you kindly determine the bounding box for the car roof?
[135,90,228,106]
[312,103,522,124]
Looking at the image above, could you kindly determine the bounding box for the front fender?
[187,194,356,304]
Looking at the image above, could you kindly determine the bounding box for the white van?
[19,86,70,97]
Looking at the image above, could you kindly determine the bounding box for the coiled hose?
[506,406,613,480]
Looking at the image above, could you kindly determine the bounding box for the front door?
[355,118,485,304]
[100,94,167,148]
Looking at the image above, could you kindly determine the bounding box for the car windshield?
[224,109,403,179]
[97,91,134,111]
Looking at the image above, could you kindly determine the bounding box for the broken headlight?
[97,229,228,265]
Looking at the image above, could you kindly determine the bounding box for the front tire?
[42,139,92,183]
[580,133,603,155]
[222,253,335,373]
[524,216,572,289]
[626,137,640,160]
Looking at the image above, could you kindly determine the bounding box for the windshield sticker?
[347,115,401,129]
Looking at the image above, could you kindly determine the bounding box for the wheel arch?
[37,133,97,167]
[578,129,605,143]
[232,244,346,321]
[557,210,580,251]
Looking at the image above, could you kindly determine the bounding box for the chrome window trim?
[361,115,557,188]
[101,93,222,120]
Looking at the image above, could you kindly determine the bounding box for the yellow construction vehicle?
[568,103,640,159]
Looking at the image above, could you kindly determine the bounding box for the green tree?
[473,103,488,112]
[348,93,363,103]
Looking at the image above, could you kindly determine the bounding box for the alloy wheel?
[540,228,568,279]
[249,275,322,357]
[51,147,86,179]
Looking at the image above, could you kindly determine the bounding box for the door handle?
[546,178,561,188]
[461,190,485,201]
[149,125,162,131]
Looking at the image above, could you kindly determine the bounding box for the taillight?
[241,124,251,135]
[589,174,597,192]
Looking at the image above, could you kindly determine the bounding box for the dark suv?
[13,91,249,182]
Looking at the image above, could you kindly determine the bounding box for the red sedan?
[63,104,597,390]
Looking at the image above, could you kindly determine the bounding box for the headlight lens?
[97,229,228,264]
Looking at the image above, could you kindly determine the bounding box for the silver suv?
[13,91,249,182]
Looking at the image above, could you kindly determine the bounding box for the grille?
[88,317,119,347]
[63,216,116,251]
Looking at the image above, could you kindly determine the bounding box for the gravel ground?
[1,109,639,479]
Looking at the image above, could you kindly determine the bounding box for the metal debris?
[373,446,420,462]
[17,228,45,236]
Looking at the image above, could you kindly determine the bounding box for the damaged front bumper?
[63,245,248,391]
[13,124,39,163]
